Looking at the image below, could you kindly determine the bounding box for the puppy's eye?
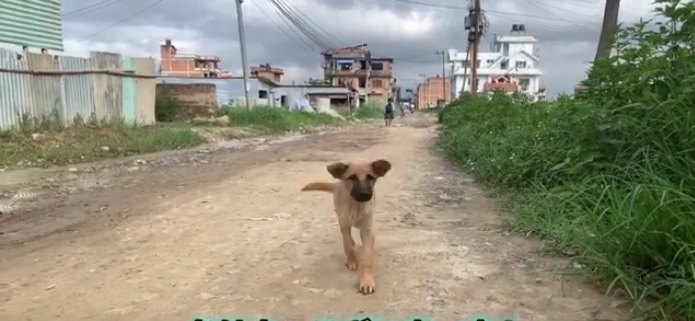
[366,174,375,181]
[348,175,358,181]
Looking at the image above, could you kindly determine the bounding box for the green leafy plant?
[439,1,695,319]
[155,89,182,122]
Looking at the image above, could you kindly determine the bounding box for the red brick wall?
[156,83,217,119]
[417,77,450,108]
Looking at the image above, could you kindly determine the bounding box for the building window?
[358,78,366,88]
[258,90,268,99]
[518,78,530,91]
[486,59,494,65]
[373,79,383,88]
[501,61,508,69]
[515,60,527,69]
[371,63,384,71]
[339,62,353,71]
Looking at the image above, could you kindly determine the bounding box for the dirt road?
[0,114,625,321]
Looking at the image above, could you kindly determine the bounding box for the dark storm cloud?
[61,0,653,95]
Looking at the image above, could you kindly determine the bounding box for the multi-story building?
[250,63,284,85]
[416,75,451,108]
[159,39,231,78]
[447,24,545,101]
[321,44,394,103]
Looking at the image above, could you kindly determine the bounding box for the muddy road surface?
[0,114,625,321]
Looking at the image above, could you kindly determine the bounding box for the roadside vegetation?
[439,1,695,320]
[335,103,384,120]
[0,93,376,168]
[0,116,204,167]
[224,106,339,133]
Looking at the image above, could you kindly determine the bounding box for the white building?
[447,24,545,101]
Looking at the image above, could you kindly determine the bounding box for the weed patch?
[226,106,340,133]
[438,1,695,320]
[0,123,205,167]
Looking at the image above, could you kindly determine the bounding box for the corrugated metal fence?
[0,48,156,130]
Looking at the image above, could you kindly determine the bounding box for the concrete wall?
[156,77,276,107]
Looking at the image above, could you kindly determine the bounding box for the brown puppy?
[301,159,392,294]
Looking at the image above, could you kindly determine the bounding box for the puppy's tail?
[301,181,335,193]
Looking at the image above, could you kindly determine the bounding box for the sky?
[55,0,657,96]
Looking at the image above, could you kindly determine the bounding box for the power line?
[268,0,335,50]
[524,0,599,32]
[275,0,342,47]
[388,0,464,9]
[253,0,317,54]
[385,0,597,28]
[80,0,167,40]
[63,0,126,17]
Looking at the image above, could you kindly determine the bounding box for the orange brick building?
[322,44,394,103]
[417,75,450,109]
[250,63,284,85]
[159,39,230,78]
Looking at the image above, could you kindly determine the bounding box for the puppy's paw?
[345,260,358,271]
[359,274,375,294]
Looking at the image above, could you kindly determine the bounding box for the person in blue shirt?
[384,98,395,127]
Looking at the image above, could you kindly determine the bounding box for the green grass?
[225,106,340,133]
[0,106,350,168]
[352,104,383,119]
[336,103,384,120]
[0,123,205,167]
[438,2,695,320]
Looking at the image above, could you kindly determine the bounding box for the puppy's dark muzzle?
[351,190,373,202]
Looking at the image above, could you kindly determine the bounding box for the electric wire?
[80,0,167,41]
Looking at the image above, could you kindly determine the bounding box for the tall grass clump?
[439,0,695,319]
[226,106,339,133]
[353,103,383,119]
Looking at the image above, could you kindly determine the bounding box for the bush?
[353,103,383,119]
[439,1,695,319]
[226,106,339,133]
[155,90,182,122]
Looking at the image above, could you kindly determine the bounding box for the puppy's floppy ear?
[371,159,392,177]
[327,162,349,179]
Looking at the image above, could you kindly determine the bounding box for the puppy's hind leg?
[340,224,358,271]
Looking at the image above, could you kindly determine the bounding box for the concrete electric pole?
[435,50,447,103]
[235,0,252,111]
[418,73,427,108]
[594,0,621,63]
[470,0,481,95]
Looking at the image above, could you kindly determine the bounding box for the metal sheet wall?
[0,48,157,130]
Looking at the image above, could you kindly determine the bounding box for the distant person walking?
[391,78,405,116]
[384,98,395,127]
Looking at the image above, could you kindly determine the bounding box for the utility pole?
[365,48,372,104]
[435,50,447,103]
[235,0,252,111]
[418,73,427,108]
[470,0,481,95]
[594,0,621,63]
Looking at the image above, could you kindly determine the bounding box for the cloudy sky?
[57,0,657,96]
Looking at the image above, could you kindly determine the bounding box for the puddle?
[12,189,43,200]
[0,200,18,213]
[75,177,100,189]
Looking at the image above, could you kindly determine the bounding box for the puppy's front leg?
[358,227,376,294]
[340,224,358,271]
